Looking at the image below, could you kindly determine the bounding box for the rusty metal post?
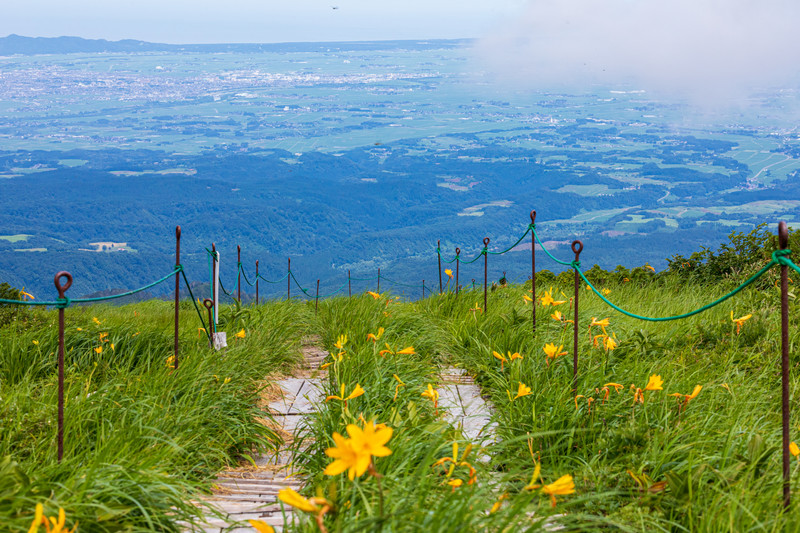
[237,245,241,302]
[455,248,461,295]
[203,299,214,348]
[315,279,320,315]
[437,240,443,293]
[287,258,291,301]
[348,270,351,298]
[422,280,425,299]
[54,271,72,462]
[531,210,537,334]
[255,260,259,305]
[377,268,381,293]
[780,221,791,509]
[211,243,217,325]
[174,226,181,370]
[572,240,583,393]
[483,237,490,314]
[472,278,476,291]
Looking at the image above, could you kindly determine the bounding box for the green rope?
[459,249,486,265]
[239,263,256,287]
[382,276,421,289]
[180,270,212,343]
[532,226,573,266]
[487,225,532,255]
[577,256,780,322]
[351,275,379,282]
[257,272,289,284]
[775,252,800,276]
[0,267,183,308]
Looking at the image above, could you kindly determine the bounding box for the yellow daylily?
[539,291,555,307]
[366,328,384,342]
[248,520,276,533]
[543,343,567,364]
[235,329,246,339]
[278,487,318,513]
[198,327,207,339]
[589,317,610,329]
[731,312,752,335]
[644,374,663,391]
[490,493,510,514]
[421,383,439,411]
[110,343,115,351]
[393,374,405,400]
[603,336,617,351]
[522,294,533,304]
[507,382,532,402]
[525,463,576,507]
[645,263,656,273]
[94,346,103,354]
[379,344,415,357]
[334,334,348,350]
[601,288,611,296]
[165,355,175,369]
[367,291,381,299]
[574,394,595,412]
[28,504,77,533]
[32,340,39,345]
[469,302,482,314]
[348,420,393,459]
[20,289,34,300]
[326,383,365,403]
[324,432,369,480]
[445,269,453,278]
[447,479,463,490]
[492,350,508,370]
[99,332,109,343]
[670,385,702,406]
[604,382,624,393]
[791,442,800,458]
[92,317,101,325]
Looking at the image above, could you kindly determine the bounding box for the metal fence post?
[348,270,351,298]
[531,210,537,334]
[437,240,443,293]
[212,243,217,324]
[54,271,72,462]
[287,258,291,301]
[315,279,320,315]
[377,268,381,293]
[455,248,461,295]
[483,237,490,314]
[422,280,425,299]
[237,245,241,302]
[174,226,181,370]
[779,221,791,509]
[203,299,214,348]
[572,240,583,393]
[255,260,259,305]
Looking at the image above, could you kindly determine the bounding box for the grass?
[0,299,311,531]
[4,246,800,531]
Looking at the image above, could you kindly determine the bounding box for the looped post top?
[176,225,181,239]
[530,210,536,224]
[54,271,73,299]
[571,240,583,259]
[483,237,490,254]
[456,247,460,256]
[203,298,214,311]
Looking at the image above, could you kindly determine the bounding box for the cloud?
[474,0,800,105]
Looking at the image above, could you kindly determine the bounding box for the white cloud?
[475,0,800,104]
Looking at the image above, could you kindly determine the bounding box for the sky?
[1,0,528,44]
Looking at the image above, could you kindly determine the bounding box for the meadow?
[2,226,800,531]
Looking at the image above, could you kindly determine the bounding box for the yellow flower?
[32,340,39,345]
[510,352,523,362]
[278,487,318,513]
[539,291,555,307]
[469,302,482,314]
[604,382,624,393]
[490,493,510,514]
[644,374,663,391]
[522,294,533,304]
[348,420,393,460]
[791,442,800,458]
[165,355,175,369]
[20,289,34,301]
[28,505,77,533]
[393,374,405,400]
[76,328,82,332]
[324,431,369,480]
[601,288,611,296]
[326,383,365,403]
[367,291,381,299]
[366,328,384,342]
[334,334,348,350]
[645,263,656,273]
[589,317,610,329]
[540,475,576,507]
[603,336,617,351]
[379,344,415,357]
[507,382,532,402]
[670,385,702,405]
[248,520,276,533]
[551,310,563,321]
[447,478,463,488]
[445,269,453,278]
[421,383,439,409]
[235,329,246,339]
[198,327,207,339]
[94,346,103,354]
[110,343,115,351]
[99,332,109,343]
[543,343,567,363]
[731,312,752,335]
[93,317,101,325]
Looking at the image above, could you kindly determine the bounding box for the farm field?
[3,227,800,532]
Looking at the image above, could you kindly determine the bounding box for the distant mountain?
[0,34,470,55]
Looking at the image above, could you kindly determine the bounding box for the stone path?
[187,339,327,532]
[437,367,496,449]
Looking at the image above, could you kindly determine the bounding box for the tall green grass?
[0,299,310,531]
